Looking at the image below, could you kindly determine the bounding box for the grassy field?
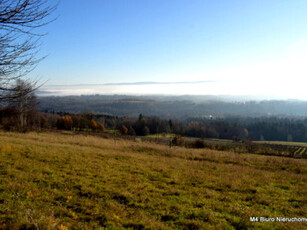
[145,134,177,138]
[257,141,307,147]
[0,131,306,229]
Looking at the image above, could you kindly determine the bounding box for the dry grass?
[0,131,306,229]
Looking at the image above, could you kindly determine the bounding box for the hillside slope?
[39,95,307,118]
[0,132,306,229]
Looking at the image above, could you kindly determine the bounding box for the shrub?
[91,119,99,131]
[171,136,185,146]
[190,139,206,149]
[128,126,136,136]
[97,122,105,132]
[142,126,150,136]
[56,116,73,130]
[119,125,128,135]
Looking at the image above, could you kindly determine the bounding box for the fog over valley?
[37,81,305,101]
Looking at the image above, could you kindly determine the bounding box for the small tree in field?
[97,122,105,132]
[142,126,150,136]
[90,119,105,132]
[91,119,98,131]
[119,124,128,135]
[128,126,136,136]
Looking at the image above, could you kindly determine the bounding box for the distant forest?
[39,95,307,118]
[26,95,307,142]
[2,94,307,142]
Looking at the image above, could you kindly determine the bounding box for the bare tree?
[0,0,56,101]
[9,79,39,130]
[0,79,39,131]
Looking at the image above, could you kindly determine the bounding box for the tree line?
[2,98,307,143]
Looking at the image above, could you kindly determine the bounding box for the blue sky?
[31,0,307,99]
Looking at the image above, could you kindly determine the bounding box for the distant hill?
[38,95,307,119]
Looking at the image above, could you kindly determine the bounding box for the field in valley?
[0,131,306,229]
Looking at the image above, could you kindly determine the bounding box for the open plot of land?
[257,141,307,147]
[144,135,307,159]
[0,131,306,229]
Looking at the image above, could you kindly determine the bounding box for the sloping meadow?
[0,132,306,229]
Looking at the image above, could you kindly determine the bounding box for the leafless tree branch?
[0,0,57,102]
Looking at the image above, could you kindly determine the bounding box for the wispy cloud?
[103,81,215,86]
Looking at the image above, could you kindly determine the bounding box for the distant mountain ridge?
[39,94,307,119]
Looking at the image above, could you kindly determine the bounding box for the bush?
[56,115,73,130]
[90,119,105,132]
[190,139,206,149]
[171,136,185,146]
[128,126,136,136]
[119,125,128,135]
[97,122,105,132]
[142,126,150,136]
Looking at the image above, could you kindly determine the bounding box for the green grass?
[0,131,306,229]
[105,130,121,135]
[146,133,177,138]
[257,141,307,147]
